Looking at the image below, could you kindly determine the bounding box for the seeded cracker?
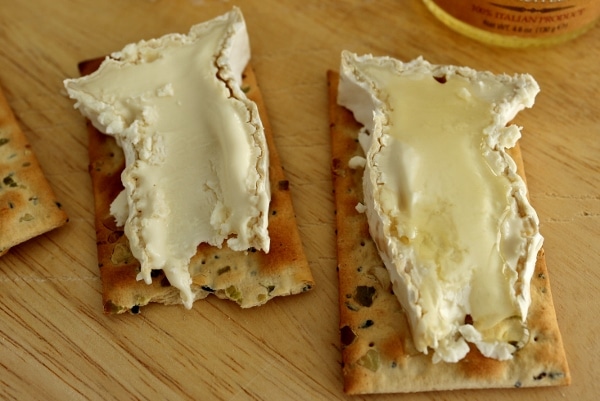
[327,70,570,394]
[0,86,68,256]
[80,58,313,313]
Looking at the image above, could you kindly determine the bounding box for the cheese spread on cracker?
[64,8,270,309]
[338,52,543,363]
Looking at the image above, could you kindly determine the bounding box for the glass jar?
[423,0,600,48]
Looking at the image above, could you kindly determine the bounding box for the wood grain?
[0,1,598,400]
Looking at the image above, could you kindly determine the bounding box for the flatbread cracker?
[0,86,68,256]
[79,58,314,314]
[327,70,570,394]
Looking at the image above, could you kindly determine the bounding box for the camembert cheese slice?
[338,51,543,363]
[64,8,270,309]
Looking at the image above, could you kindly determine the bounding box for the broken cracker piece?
[0,86,68,256]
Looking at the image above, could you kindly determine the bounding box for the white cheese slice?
[338,51,543,363]
[64,8,270,309]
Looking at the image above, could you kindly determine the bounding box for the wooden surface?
[0,1,598,400]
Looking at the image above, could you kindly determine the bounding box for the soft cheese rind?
[338,51,543,363]
[64,8,270,308]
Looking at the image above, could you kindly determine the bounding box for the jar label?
[431,0,600,38]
